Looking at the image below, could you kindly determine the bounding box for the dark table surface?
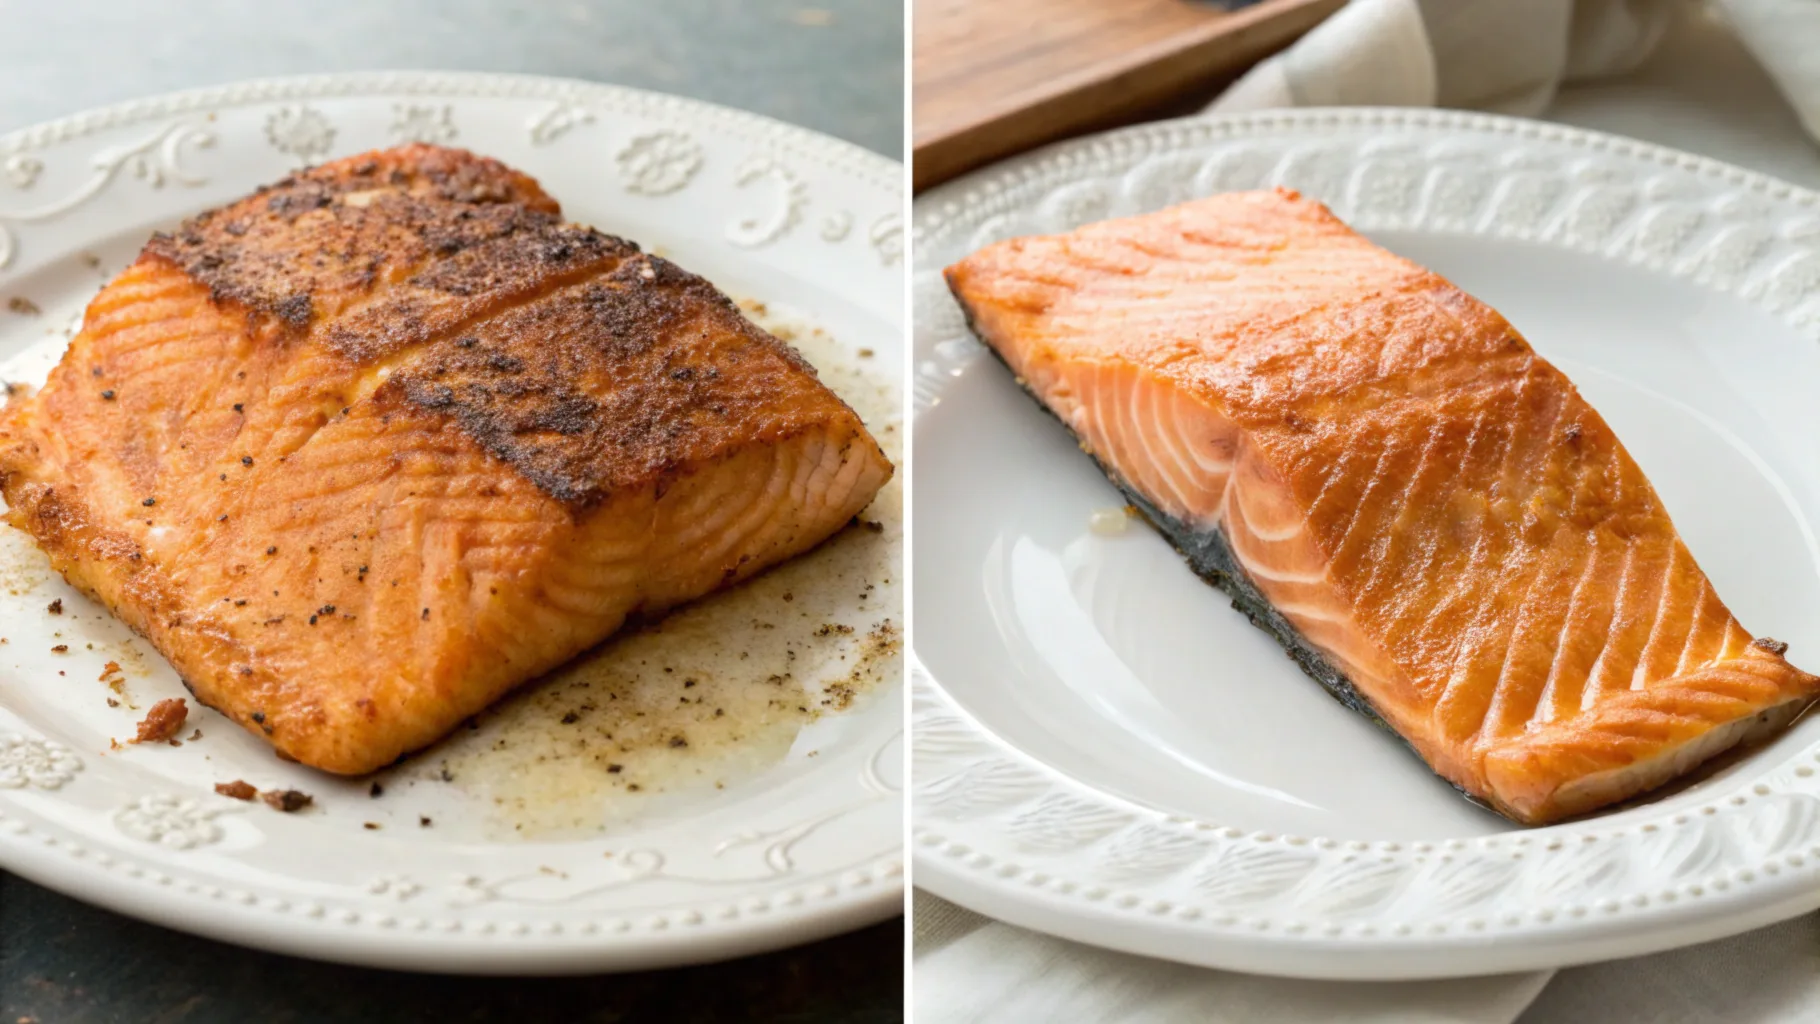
[0,2,904,1021]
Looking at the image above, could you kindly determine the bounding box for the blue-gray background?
[0,2,903,1021]
[0,0,903,158]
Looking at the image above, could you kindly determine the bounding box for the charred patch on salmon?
[369,260,858,509]
[405,222,629,298]
[272,294,313,326]
[146,145,573,340]
[1754,637,1791,656]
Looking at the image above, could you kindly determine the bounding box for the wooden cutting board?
[913,0,1343,191]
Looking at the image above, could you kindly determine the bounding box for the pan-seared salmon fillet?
[946,188,1820,825]
[0,144,892,774]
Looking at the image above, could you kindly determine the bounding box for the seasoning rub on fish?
[0,144,892,774]
[944,187,1819,825]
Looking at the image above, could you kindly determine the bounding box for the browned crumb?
[188,729,201,741]
[6,297,41,316]
[132,698,187,743]
[99,661,125,695]
[214,780,257,801]
[261,789,313,812]
[105,698,119,708]
[419,816,432,827]
[362,822,381,830]
[858,347,875,358]
[45,599,62,615]
[49,645,67,653]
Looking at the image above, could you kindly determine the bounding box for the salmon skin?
[0,144,892,775]
[945,188,1820,825]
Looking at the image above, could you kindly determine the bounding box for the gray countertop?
[0,0,902,158]
[0,2,903,1021]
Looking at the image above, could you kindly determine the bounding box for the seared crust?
[384,252,843,507]
[0,144,893,773]
[134,143,858,510]
[146,144,566,333]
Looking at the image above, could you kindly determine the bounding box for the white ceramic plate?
[0,72,903,973]
[912,108,1820,979]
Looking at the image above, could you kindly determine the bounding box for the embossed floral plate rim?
[0,72,903,974]
[912,107,1820,979]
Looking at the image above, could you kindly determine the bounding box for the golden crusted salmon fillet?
[0,144,892,774]
[946,187,1819,825]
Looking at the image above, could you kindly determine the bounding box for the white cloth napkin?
[913,892,1551,1023]
[916,3,1820,1022]
[1211,0,1820,147]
